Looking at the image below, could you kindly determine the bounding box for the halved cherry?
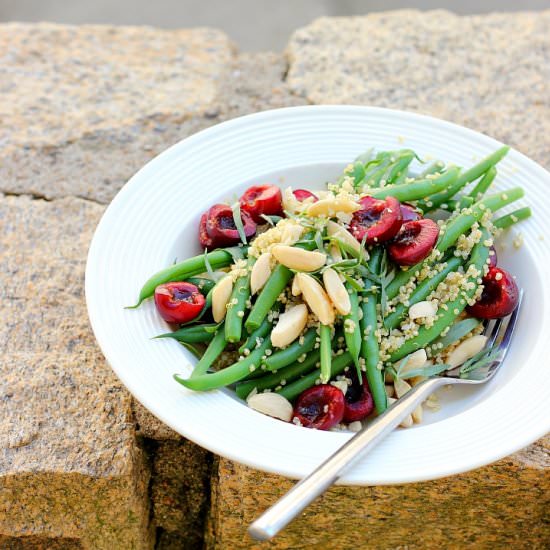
[240,185,283,222]
[292,384,345,430]
[400,203,423,222]
[343,374,374,423]
[467,267,518,319]
[204,204,256,248]
[293,189,318,203]
[198,212,214,248]
[349,196,403,244]
[154,282,205,324]
[387,219,439,266]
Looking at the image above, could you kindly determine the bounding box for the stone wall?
[1,11,549,549]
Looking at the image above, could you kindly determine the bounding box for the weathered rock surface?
[286,10,550,169]
[1,10,549,549]
[0,196,152,549]
[208,443,550,549]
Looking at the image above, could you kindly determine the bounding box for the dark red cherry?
[349,196,403,244]
[293,189,319,203]
[343,375,374,423]
[203,204,256,248]
[387,219,439,266]
[292,384,345,430]
[154,282,205,324]
[400,203,423,222]
[467,267,519,319]
[240,185,283,222]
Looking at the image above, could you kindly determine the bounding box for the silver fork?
[249,291,523,541]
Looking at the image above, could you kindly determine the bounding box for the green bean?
[458,146,508,190]
[175,337,271,391]
[263,328,317,371]
[361,282,387,414]
[225,258,253,343]
[277,352,353,401]
[386,187,524,300]
[319,324,332,383]
[245,264,292,332]
[417,148,508,213]
[383,256,463,330]
[343,284,361,374]
[418,160,445,177]
[389,238,490,363]
[386,151,415,184]
[186,277,216,294]
[238,315,272,354]
[467,166,497,200]
[128,249,235,308]
[368,167,460,202]
[441,197,474,211]
[190,326,228,378]
[493,207,532,229]
[154,323,219,344]
[235,350,321,400]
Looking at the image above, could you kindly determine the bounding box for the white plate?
[86,106,550,484]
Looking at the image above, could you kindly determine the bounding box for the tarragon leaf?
[231,201,248,245]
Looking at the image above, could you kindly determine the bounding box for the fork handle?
[249,377,445,541]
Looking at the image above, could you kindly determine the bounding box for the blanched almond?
[280,224,304,245]
[250,253,272,295]
[329,245,343,263]
[291,275,302,296]
[296,273,335,325]
[326,220,361,252]
[446,335,488,369]
[322,268,351,315]
[211,275,233,322]
[272,245,326,272]
[271,304,308,348]
[394,377,412,399]
[388,397,413,428]
[306,197,361,217]
[408,300,438,320]
[247,392,293,422]
[412,404,423,424]
[399,349,428,377]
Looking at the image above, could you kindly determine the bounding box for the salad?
[130,147,529,432]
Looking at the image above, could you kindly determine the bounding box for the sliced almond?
[306,197,361,217]
[326,220,361,253]
[347,421,363,432]
[211,275,234,322]
[250,253,272,295]
[291,274,302,296]
[272,245,326,272]
[247,392,293,422]
[408,300,438,320]
[446,335,488,369]
[323,268,351,315]
[385,384,395,398]
[296,273,335,325]
[271,304,309,348]
[398,349,428,377]
[388,397,413,428]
